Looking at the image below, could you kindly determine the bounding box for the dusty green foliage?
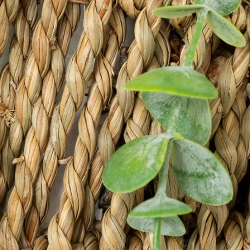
[103,1,244,249]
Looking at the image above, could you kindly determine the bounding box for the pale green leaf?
[103,134,170,193]
[194,0,240,16]
[207,10,245,47]
[125,66,217,99]
[127,216,185,236]
[142,92,211,144]
[153,5,203,18]
[172,139,233,205]
[129,194,192,217]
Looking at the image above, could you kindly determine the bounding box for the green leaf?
[142,92,211,145]
[127,216,185,236]
[207,10,245,47]
[103,134,170,193]
[172,139,233,205]
[129,194,192,217]
[153,5,203,18]
[194,0,240,16]
[125,66,217,99]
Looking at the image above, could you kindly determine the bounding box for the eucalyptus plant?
[103,0,245,249]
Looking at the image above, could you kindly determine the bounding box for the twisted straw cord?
[0,0,69,248]
[175,5,231,249]
[72,231,100,250]
[126,230,172,250]
[214,32,250,210]
[170,0,194,34]
[99,23,171,250]
[32,230,100,250]
[94,4,171,249]
[0,0,37,211]
[46,7,124,247]
[89,0,166,211]
[0,0,20,57]
[126,230,145,249]
[12,0,113,248]
[118,0,146,19]
[189,9,250,249]
[70,10,127,245]
[0,67,16,209]
[18,4,81,248]
[39,0,113,210]
[1,1,111,246]
[165,236,185,249]
[217,211,246,249]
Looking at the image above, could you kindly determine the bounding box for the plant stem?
[153,218,162,250]
[156,138,173,195]
[184,7,208,67]
[156,100,181,196]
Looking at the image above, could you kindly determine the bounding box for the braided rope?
[19,3,81,248]
[0,0,37,212]
[0,0,20,57]
[126,230,145,249]
[0,0,69,248]
[100,24,171,250]
[88,0,167,213]
[187,5,250,249]
[81,2,172,249]
[118,0,146,19]
[32,230,100,250]
[45,7,124,248]
[18,1,115,249]
[170,0,194,35]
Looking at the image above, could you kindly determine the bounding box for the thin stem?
[156,100,181,196]
[184,8,208,67]
[156,138,173,195]
[153,218,162,250]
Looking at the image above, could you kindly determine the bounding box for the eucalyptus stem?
[153,218,162,250]
[184,8,208,67]
[156,99,181,195]
[156,138,173,195]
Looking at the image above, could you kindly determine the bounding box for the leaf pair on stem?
[103,0,245,249]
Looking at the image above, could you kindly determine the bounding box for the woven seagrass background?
[0,0,250,249]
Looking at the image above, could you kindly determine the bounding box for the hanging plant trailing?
[103,0,245,249]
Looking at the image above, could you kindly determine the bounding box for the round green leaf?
[142,92,211,145]
[129,195,192,217]
[103,134,170,193]
[127,216,185,236]
[207,9,245,47]
[194,0,240,16]
[153,5,203,18]
[125,66,217,99]
[172,139,233,205]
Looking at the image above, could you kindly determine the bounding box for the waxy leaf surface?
[142,92,211,144]
[194,0,240,16]
[129,195,192,217]
[153,5,202,18]
[127,216,185,236]
[103,134,169,193]
[207,10,245,47]
[172,139,233,205]
[125,66,217,99]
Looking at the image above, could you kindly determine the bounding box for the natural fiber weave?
[187,4,250,249]
[22,3,81,248]
[0,0,69,248]
[0,0,37,213]
[0,0,20,57]
[1,0,250,249]
[46,6,124,248]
